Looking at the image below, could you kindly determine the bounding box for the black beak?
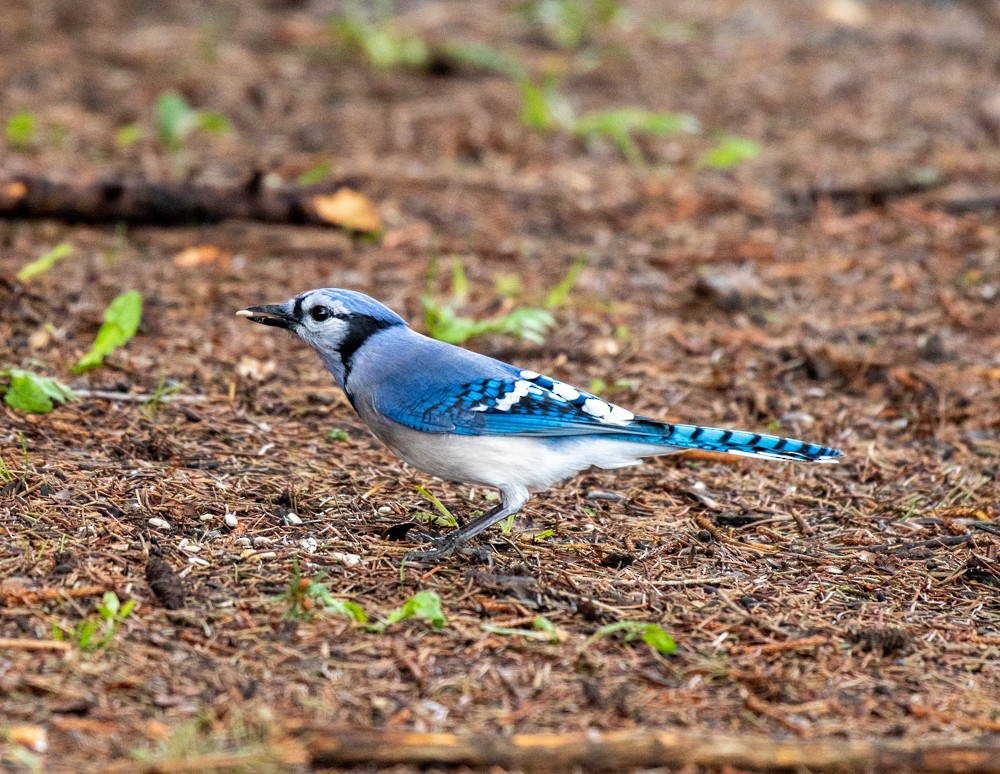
[236,304,297,330]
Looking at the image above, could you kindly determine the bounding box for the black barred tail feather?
[643,421,842,463]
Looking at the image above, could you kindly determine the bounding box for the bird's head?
[237,288,406,386]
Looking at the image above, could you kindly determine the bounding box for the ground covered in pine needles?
[2,1,1000,772]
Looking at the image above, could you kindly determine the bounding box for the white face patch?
[551,381,580,401]
[493,380,532,411]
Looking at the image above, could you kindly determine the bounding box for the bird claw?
[404,536,493,565]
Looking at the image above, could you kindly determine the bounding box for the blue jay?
[238,288,842,561]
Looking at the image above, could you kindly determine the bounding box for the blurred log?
[0,173,364,227]
[292,726,1000,773]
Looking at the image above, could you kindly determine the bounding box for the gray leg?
[404,487,529,563]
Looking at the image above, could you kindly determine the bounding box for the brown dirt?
[2,1,1000,771]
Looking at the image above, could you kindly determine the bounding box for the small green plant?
[1,370,77,414]
[423,259,554,345]
[142,378,183,418]
[518,75,574,130]
[5,111,36,148]
[369,590,446,633]
[518,0,621,49]
[72,291,143,373]
[573,108,699,164]
[297,161,333,186]
[324,428,350,442]
[499,512,517,535]
[331,3,430,70]
[481,615,561,643]
[584,620,676,655]
[114,123,144,149]
[434,40,523,77]
[155,91,231,152]
[16,242,72,283]
[0,432,27,483]
[54,592,136,652]
[280,559,367,622]
[700,134,760,169]
[544,256,588,309]
[518,77,699,164]
[414,485,459,528]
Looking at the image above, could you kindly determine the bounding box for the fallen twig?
[285,725,1000,772]
[72,389,209,404]
[0,638,71,652]
[0,173,360,227]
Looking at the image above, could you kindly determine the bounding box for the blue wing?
[376,369,843,463]
[378,370,638,436]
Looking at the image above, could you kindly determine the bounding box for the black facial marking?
[339,315,399,379]
[293,296,304,321]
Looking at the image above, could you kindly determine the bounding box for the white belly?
[358,404,669,492]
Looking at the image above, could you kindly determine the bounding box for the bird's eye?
[310,305,332,322]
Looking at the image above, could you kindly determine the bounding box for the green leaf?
[640,624,677,654]
[297,161,333,186]
[325,428,350,442]
[71,291,143,373]
[415,485,458,527]
[544,256,587,309]
[2,369,77,414]
[373,590,447,632]
[435,40,523,77]
[6,111,36,147]
[573,108,699,164]
[196,111,231,135]
[16,242,72,283]
[324,598,368,624]
[518,76,572,130]
[481,622,557,642]
[155,91,196,150]
[701,135,761,169]
[586,620,677,655]
[115,123,144,148]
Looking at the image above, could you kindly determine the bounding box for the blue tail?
[631,420,843,463]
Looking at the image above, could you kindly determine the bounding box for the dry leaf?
[9,724,48,752]
[172,245,231,269]
[311,188,381,232]
[237,356,276,382]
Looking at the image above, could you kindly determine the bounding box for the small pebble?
[148,518,172,530]
[256,551,277,559]
[332,551,362,567]
[224,513,238,528]
[253,536,274,546]
[377,506,392,515]
[235,537,252,547]
[300,537,318,553]
[283,511,303,526]
[199,513,215,522]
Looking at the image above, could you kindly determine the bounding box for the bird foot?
[404,535,492,565]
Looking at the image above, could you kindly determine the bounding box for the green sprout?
[16,243,72,283]
[368,590,446,633]
[584,620,676,654]
[1,370,77,414]
[53,592,136,652]
[155,91,231,151]
[72,291,143,373]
